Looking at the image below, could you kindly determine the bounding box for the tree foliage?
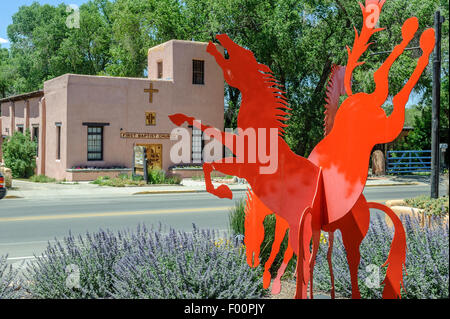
[0,0,448,156]
[2,130,37,178]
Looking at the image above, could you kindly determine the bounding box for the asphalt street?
[0,184,441,261]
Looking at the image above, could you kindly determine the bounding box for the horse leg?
[203,162,243,199]
[295,207,312,299]
[382,27,435,142]
[262,214,289,290]
[339,196,370,299]
[372,17,418,102]
[327,232,335,299]
[367,202,407,299]
[272,243,294,295]
[308,227,321,299]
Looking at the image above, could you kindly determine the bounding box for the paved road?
[0,184,439,261]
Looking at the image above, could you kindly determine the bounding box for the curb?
[4,195,23,199]
[365,182,419,187]
[133,188,249,195]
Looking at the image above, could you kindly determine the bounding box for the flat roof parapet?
[0,90,44,104]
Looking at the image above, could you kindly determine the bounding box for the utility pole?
[431,11,444,199]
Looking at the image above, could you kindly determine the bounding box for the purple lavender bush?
[314,214,449,299]
[0,255,20,299]
[24,225,265,299]
[25,229,132,298]
[111,225,265,299]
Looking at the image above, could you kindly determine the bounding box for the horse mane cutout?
[258,66,292,137]
[324,64,346,136]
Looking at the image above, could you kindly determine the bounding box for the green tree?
[2,130,37,178]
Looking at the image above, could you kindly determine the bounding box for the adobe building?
[0,40,225,181]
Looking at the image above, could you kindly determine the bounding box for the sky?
[0,0,88,48]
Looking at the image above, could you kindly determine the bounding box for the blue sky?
[0,0,88,48]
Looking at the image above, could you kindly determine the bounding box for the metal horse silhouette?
[169,0,435,299]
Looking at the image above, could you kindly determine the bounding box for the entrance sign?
[132,146,148,183]
[168,0,435,299]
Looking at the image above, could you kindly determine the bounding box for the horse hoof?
[216,185,233,199]
[271,280,282,295]
[263,271,271,289]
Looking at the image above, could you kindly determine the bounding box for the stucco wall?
[43,75,69,180]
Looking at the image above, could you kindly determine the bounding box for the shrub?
[24,225,265,299]
[111,225,265,299]
[405,195,449,217]
[25,229,131,298]
[0,255,21,299]
[2,131,37,178]
[148,170,182,185]
[148,170,165,184]
[314,214,449,299]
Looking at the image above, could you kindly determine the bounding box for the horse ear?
[258,63,272,74]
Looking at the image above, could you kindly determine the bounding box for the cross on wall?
[144,82,159,103]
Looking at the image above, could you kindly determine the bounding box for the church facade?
[0,40,225,181]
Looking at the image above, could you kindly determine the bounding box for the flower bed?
[3,225,265,299]
[66,168,132,182]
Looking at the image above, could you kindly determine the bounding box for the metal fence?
[386,150,432,174]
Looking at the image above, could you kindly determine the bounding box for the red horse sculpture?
[169,0,435,299]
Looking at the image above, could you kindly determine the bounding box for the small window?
[87,126,103,161]
[17,125,24,134]
[146,112,156,126]
[192,126,203,163]
[56,124,61,160]
[157,61,163,79]
[193,60,204,85]
[32,126,39,156]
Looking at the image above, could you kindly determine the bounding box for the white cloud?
[0,38,9,44]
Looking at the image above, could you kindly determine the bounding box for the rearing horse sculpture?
[169,0,435,299]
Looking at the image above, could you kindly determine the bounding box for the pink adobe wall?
[43,76,68,180]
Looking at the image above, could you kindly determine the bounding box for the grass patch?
[91,174,147,187]
[29,175,57,183]
[91,171,182,187]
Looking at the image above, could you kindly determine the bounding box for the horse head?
[207,34,272,91]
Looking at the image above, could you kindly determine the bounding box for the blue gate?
[386,150,432,174]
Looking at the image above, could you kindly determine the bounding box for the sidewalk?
[2,175,432,200]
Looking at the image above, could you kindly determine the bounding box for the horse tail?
[367,202,407,299]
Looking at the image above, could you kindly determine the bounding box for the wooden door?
[137,144,162,171]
